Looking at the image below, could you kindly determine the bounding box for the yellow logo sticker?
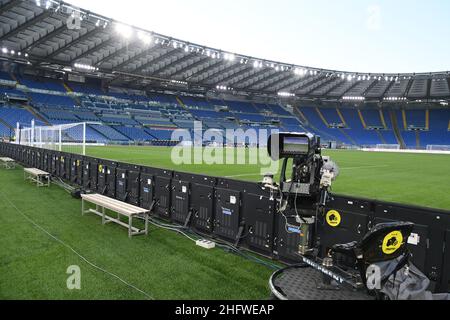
[98,165,103,173]
[382,231,403,255]
[326,210,341,227]
[77,160,81,166]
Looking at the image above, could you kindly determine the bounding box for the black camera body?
[268,132,321,161]
[269,132,324,199]
[267,132,337,254]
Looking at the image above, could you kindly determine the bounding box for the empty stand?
[407,78,429,98]
[386,79,411,97]
[1,72,448,148]
[365,80,393,98]
[430,79,450,98]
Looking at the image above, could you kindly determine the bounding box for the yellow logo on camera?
[382,231,403,255]
[326,210,341,227]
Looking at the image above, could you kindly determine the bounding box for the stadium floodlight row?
[0,0,448,150]
[0,0,449,102]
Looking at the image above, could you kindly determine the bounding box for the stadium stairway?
[176,97,189,111]
[357,110,367,129]
[295,108,309,124]
[336,108,347,127]
[379,109,388,129]
[63,82,73,93]
[315,107,330,127]
[25,105,51,126]
[0,117,13,133]
[375,131,387,144]
[62,82,83,106]
[389,110,406,148]
[9,72,18,82]
[401,110,408,130]
[338,128,357,145]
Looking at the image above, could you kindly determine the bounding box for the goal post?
[426,145,450,151]
[16,121,99,155]
[375,144,401,150]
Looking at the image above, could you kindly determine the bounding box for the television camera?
[265,133,444,300]
[265,132,339,255]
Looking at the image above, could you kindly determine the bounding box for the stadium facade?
[0,0,449,149]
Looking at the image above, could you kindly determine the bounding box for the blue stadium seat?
[339,108,382,146]
[114,126,153,141]
[0,106,44,127]
[20,76,66,92]
[180,96,215,110]
[145,128,176,140]
[0,71,12,81]
[0,121,12,137]
[299,106,352,144]
[41,109,79,121]
[224,100,258,113]
[90,124,129,141]
[30,92,76,108]
[50,120,108,143]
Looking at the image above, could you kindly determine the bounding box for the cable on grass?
[0,190,155,300]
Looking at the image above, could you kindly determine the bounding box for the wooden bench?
[81,194,149,238]
[24,168,50,187]
[0,157,16,169]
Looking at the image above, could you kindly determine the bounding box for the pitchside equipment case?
[2,142,450,294]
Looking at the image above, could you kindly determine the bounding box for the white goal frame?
[426,145,450,151]
[376,144,401,150]
[15,121,100,155]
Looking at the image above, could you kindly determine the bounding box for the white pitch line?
[225,173,262,178]
[340,165,389,170]
[226,165,389,178]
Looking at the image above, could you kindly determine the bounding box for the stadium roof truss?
[0,0,449,102]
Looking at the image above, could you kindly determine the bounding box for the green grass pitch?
[85,146,450,210]
[0,146,449,299]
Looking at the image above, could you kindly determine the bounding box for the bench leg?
[144,213,149,236]
[102,206,106,225]
[128,216,133,238]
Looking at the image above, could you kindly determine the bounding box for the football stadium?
[0,0,449,304]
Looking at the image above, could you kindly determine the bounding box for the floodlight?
[115,23,133,39]
[137,31,152,45]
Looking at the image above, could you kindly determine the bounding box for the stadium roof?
[0,0,449,102]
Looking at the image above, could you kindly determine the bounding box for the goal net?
[426,145,450,151]
[376,144,401,150]
[16,121,95,155]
